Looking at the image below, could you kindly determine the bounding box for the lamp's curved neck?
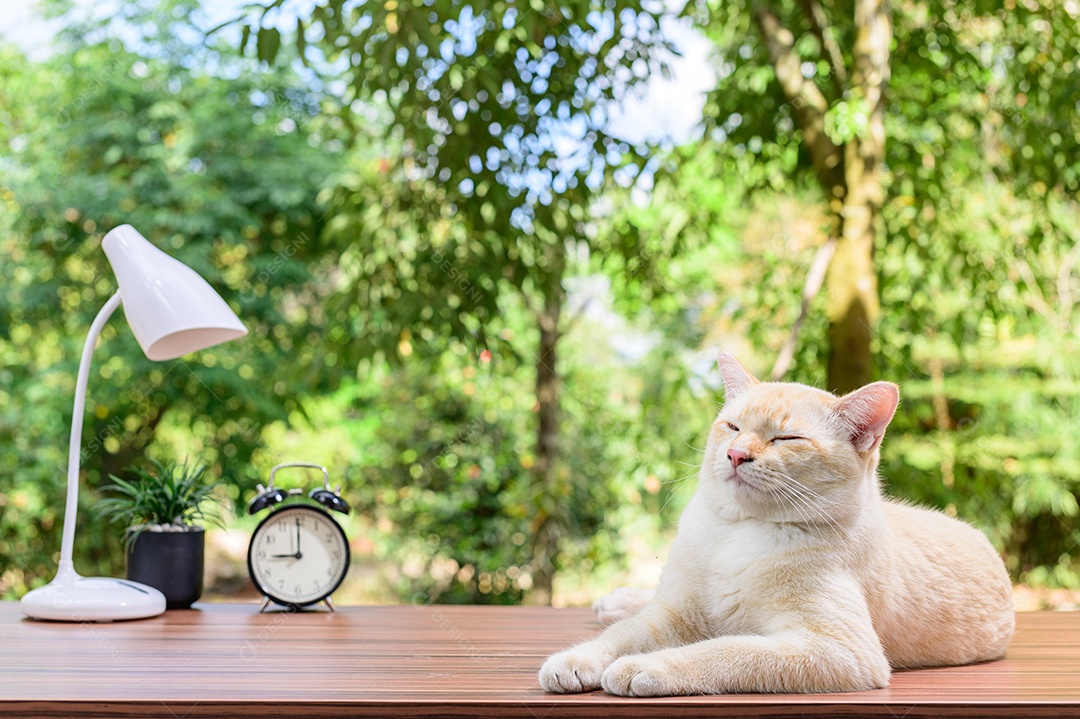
[58,291,122,568]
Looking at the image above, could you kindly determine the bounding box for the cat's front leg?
[538,639,612,693]
[601,631,891,696]
[598,649,683,697]
[592,587,655,625]
[539,601,692,694]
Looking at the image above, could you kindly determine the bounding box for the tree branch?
[560,297,593,338]
[795,0,848,94]
[769,237,836,381]
[1014,254,1060,328]
[753,5,845,198]
[1055,241,1080,327]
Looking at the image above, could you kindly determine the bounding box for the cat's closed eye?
[722,421,740,432]
[772,435,807,443]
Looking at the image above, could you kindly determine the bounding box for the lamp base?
[20,562,166,622]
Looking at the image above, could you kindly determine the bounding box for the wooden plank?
[0,603,1077,718]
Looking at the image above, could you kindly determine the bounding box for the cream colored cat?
[539,352,1014,696]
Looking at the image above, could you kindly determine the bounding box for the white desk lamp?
[20,225,248,621]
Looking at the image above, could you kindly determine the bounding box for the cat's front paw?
[539,649,608,693]
[601,654,679,697]
[592,587,655,625]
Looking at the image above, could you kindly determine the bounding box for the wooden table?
[0,602,1076,718]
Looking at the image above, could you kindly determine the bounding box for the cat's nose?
[727,448,752,469]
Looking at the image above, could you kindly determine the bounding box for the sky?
[0,0,715,145]
[0,0,715,364]
[606,13,714,145]
[1,0,65,59]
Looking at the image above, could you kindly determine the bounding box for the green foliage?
[227,0,676,364]
[252,325,693,604]
[352,353,547,604]
[882,367,1080,588]
[609,0,1080,588]
[229,0,685,601]
[3,0,1079,604]
[0,16,339,595]
[96,459,224,546]
[874,204,1080,586]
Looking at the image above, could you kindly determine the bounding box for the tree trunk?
[825,0,890,394]
[755,0,890,392]
[825,201,877,393]
[524,241,570,606]
[526,291,562,606]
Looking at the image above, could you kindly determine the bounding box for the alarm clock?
[246,462,351,612]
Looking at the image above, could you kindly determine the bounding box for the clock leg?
[323,596,336,613]
[258,596,272,614]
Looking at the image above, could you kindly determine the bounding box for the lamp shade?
[102,225,248,360]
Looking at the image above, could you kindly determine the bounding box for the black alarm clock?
[246,462,350,612]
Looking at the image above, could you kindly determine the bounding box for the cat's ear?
[717,352,759,402]
[834,382,900,453]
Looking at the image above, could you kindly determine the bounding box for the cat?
[539,352,1014,696]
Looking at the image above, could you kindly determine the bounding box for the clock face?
[247,505,350,607]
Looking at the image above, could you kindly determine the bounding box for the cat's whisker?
[770,471,861,524]
[770,479,850,537]
[656,467,702,514]
[773,470,853,510]
[662,468,700,486]
[659,484,689,514]
[768,484,815,527]
[774,483,830,528]
[682,440,706,454]
[780,480,847,523]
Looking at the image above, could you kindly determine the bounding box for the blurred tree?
[5,0,1077,605]
[627,0,1080,586]
[686,0,1080,393]
[232,0,677,603]
[0,29,338,594]
[346,336,652,604]
[866,1,1080,585]
[687,0,888,392]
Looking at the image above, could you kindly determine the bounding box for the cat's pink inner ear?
[717,352,759,402]
[835,382,900,453]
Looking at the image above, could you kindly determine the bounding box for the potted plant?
[96,459,224,609]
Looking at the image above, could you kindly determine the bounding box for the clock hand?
[270,553,300,558]
[295,516,302,555]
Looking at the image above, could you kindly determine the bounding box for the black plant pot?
[126,528,205,609]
